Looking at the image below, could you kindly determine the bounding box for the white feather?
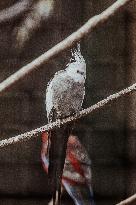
[66,44,86,83]
[46,80,53,119]
[45,43,86,118]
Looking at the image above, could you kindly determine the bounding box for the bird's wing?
[46,69,65,120]
[46,79,53,121]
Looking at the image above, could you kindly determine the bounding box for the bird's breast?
[46,73,85,119]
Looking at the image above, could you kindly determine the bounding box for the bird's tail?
[48,124,71,205]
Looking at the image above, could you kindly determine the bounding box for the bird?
[41,132,95,205]
[45,43,86,204]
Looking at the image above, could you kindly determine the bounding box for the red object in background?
[41,132,94,205]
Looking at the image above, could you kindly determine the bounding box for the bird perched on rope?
[45,43,86,204]
[41,132,95,205]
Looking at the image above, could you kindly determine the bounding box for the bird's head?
[66,43,86,83]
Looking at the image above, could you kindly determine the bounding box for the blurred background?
[0,0,135,204]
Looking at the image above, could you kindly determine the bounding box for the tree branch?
[116,194,136,205]
[0,0,133,95]
[0,82,135,148]
[14,0,54,49]
[0,0,33,24]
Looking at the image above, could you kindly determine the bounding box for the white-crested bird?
[45,44,86,204]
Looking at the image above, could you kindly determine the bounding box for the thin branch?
[0,0,132,95]
[0,0,33,24]
[116,194,136,205]
[14,0,54,49]
[0,82,136,148]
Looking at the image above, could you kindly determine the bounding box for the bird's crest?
[67,43,85,67]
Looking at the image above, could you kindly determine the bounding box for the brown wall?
[0,0,135,205]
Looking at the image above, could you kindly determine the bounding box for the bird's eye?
[77,70,84,75]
